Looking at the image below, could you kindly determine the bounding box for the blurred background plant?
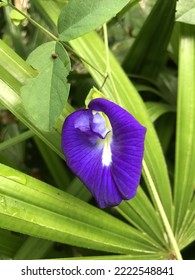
[0,0,194,260]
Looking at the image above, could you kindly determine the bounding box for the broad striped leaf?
[174,24,195,237]
[0,163,162,254]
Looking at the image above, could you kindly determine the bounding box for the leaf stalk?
[143,160,182,260]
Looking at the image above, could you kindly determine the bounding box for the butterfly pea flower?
[62,98,146,208]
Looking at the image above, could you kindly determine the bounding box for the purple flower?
[62,98,146,208]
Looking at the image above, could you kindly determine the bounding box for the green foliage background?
[0,0,194,260]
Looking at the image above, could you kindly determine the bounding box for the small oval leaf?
[20,41,71,131]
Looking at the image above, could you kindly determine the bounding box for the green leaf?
[123,0,176,79]
[0,78,62,159]
[116,187,166,247]
[60,252,167,260]
[9,9,25,26]
[0,229,24,259]
[0,65,85,201]
[58,0,132,41]
[34,136,71,190]
[0,39,72,158]
[155,114,175,155]
[177,198,195,249]
[145,101,174,122]
[13,237,53,260]
[0,130,33,152]
[20,41,71,131]
[0,2,7,7]
[65,177,91,202]
[156,71,177,105]
[174,24,195,236]
[0,39,35,83]
[0,40,86,200]
[176,0,195,25]
[0,163,161,254]
[85,87,106,107]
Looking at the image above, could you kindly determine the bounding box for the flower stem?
[7,2,59,41]
[142,160,182,260]
[102,24,120,101]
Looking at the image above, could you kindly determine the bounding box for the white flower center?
[102,132,112,166]
[91,110,112,166]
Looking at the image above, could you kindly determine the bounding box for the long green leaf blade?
[178,198,195,249]
[174,23,195,236]
[123,0,176,79]
[0,229,24,259]
[59,253,167,260]
[13,237,53,260]
[116,187,166,247]
[0,164,162,254]
[34,136,71,189]
[145,101,174,122]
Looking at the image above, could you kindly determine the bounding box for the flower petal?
[89,98,146,200]
[90,112,109,139]
[62,98,146,208]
